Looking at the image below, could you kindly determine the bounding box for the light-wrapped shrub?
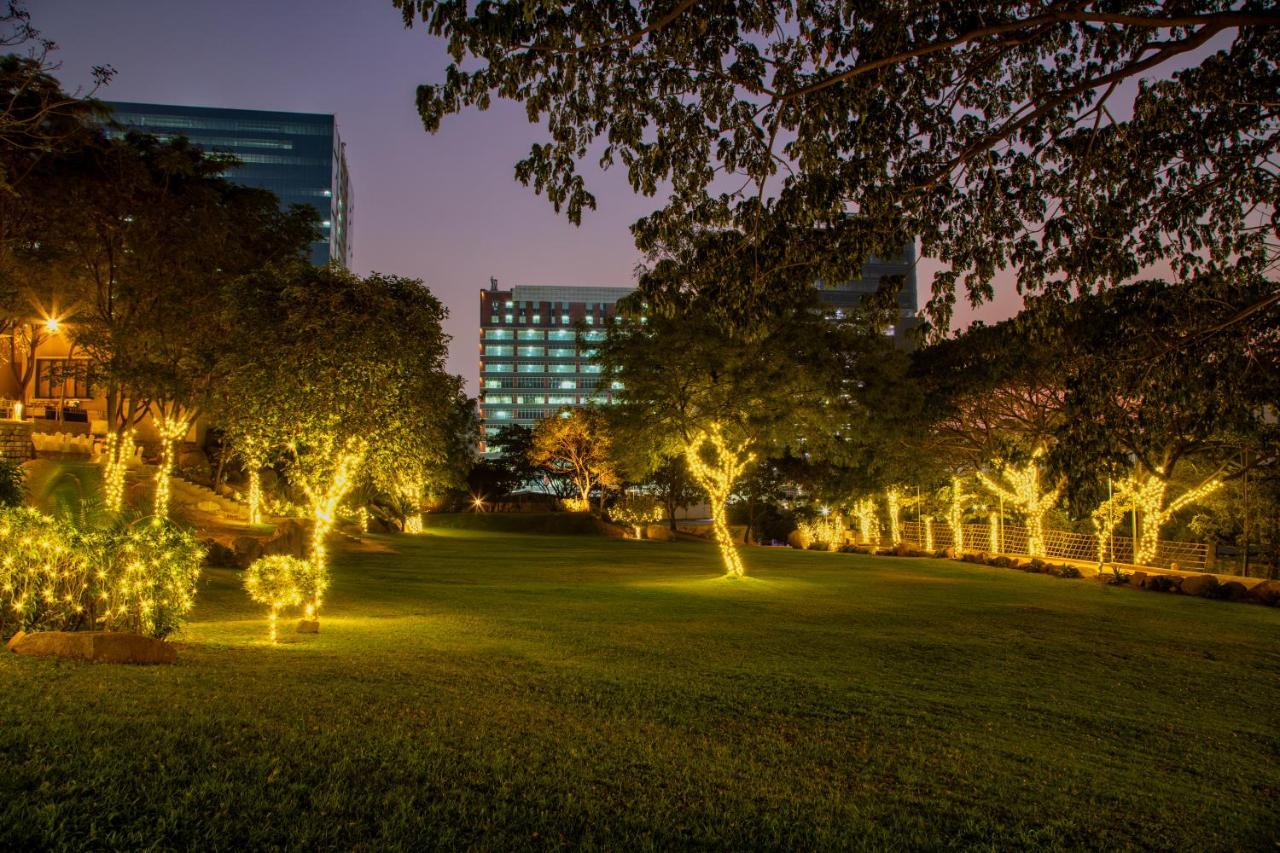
[0,509,204,639]
[244,555,325,641]
[610,493,664,538]
[88,521,205,639]
[795,514,846,551]
[0,507,91,636]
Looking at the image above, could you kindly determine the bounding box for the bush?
[244,555,324,637]
[1058,565,1082,579]
[0,508,205,639]
[609,494,664,536]
[0,460,24,507]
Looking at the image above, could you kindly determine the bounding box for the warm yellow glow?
[683,422,754,578]
[243,554,320,642]
[886,487,902,546]
[356,506,369,533]
[923,517,934,552]
[151,415,190,522]
[12,402,21,421]
[404,514,423,534]
[246,463,262,526]
[295,435,365,620]
[43,317,60,335]
[1094,469,1223,566]
[852,497,877,545]
[977,450,1059,558]
[101,428,133,513]
[988,511,999,553]
[948,476,966,556]
[796,514,845,550]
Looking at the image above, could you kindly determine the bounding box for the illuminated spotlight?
[44,316,60,334]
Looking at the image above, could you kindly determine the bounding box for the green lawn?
[1,523,1277,849]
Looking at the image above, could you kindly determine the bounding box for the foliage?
[608,492,663,534]
[397,1,1278,335]
[529,406,619,508]
[794,513,846,551]
[0,507,203,639]
[243,554,324,640]
[0,459,23,507]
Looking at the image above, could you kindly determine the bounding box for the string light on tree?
[101,429,134,513]
[152,414,191,521]
[988,510,999,553]
[923,517,934,552]
[852,497,877,545]
[885,487,902,546]
[977,450,1060,558]
[948,476,967,556]
[683,422,754,578]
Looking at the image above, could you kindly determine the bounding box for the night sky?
[38,0,1042,390]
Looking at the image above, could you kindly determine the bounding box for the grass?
[1,520,1277,849]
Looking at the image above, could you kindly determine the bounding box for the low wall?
[0,421,33,463]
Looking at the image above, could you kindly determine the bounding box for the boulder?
[232,536,264,568]
[1147,574,1179,593]
[201,538,237,568]
[9,630,176,664]
[296,619,319,634]
[1128,571,1148,589]
[787,529,812,551]
[196,499,222,514]
[1180,574,1219,597]
[1247,580,1280,606]
[645,524,676,542]
[262,519,309,559]
[1218,581,1248,602]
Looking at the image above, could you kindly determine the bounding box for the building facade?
[815,244,919,339]
[103,101,353,267]
[478,282,633,454]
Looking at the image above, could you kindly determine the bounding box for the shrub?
[0,508,204,639]
[609,494,664,537]
[244,555,325,641]
[794,514,845,551]
[0,460,24,508]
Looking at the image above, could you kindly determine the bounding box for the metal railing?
[880,520,1211,571]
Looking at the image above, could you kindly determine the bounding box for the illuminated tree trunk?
[886,487,902,546]
[1124,471,1222,566]
[683,424,754,578]
[246,463,263,526]
[853,498,876,545]
[152,415,190,521]
[300,439,365,622]
[400,480,424,533]
[977,453,1059,558]
[101,428,132,512]
[948,476,966,555]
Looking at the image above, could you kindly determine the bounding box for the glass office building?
[815,245,919,339]
[102,102,353,267]
[478,282,633,455]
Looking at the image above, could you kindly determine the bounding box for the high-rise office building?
[816,244,919,338]
[478,282,632,453]
[103,102,353,267]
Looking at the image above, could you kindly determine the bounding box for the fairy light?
[1099,469,1224,566]
[295,436,366,620]
[682,422,754,577]
[886,487,902,546]
[948,476,966,555]
[852,498,877,545]
[796,514,845,550]
[923,516,934,551]
[610,494,664,539]
[988,510,999,553]
[400,480,424,534]
[246,463,263,526]
[101,429,134,512]
[152,415,190,521]
[243,555,317,642]
[356,506,368,534]
[977,450,1060,558]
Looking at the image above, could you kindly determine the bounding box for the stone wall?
[0,421,32,463]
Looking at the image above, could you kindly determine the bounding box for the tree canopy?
[396,0,1278,331]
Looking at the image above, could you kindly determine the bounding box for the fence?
[887,519,1211,571]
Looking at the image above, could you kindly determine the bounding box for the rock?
[1180,574,1219,597]
[1147,574,1178,593]
[9,630,176,664]
[262,519,309,559]
[233,536,264,568]
[196,499,222,513]
[296,619,319,634]
[5,630,26,651]
[1128,571,1148,589]
[1246,580,1280,606]
[201,538,237,568]
[787,529,812,550]
[1218,581,1248,601]
[645,524,675,542]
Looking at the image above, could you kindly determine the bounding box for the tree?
[397,1,1279,335]
[599,292,884,577]
[225,264,462,623]
[529,406,619,511]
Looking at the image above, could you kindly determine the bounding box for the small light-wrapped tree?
[243,555,323,642]
[609,492,664,539]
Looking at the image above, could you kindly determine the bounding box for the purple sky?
[38,2,1213,391]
